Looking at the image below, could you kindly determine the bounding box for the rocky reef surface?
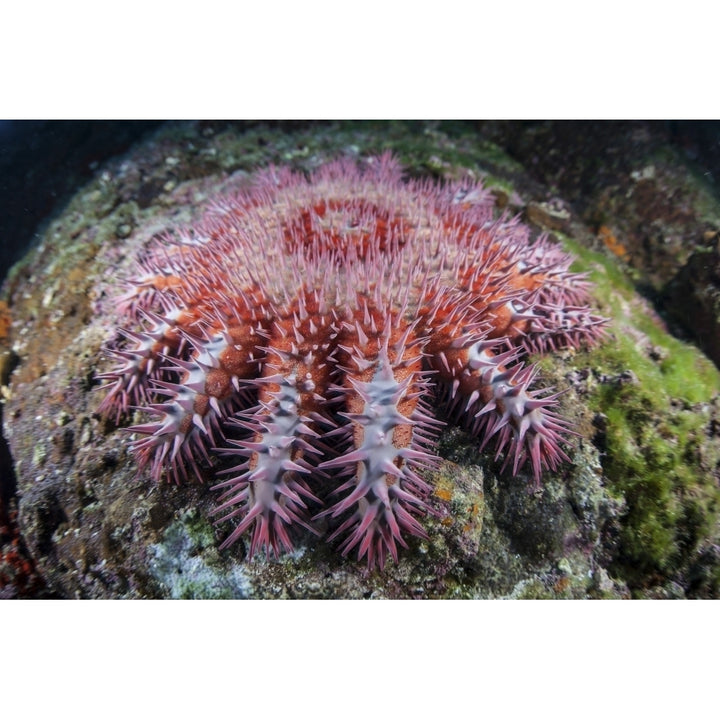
[1,121,718,598]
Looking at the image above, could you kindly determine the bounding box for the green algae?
[559,233,720,400]
[548,233,720,593]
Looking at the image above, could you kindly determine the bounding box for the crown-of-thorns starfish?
[97,153,606,570]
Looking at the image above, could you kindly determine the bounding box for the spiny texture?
[97,154,606,570]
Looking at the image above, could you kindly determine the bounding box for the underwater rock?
[2,121,718,598]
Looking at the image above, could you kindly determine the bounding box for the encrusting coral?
[97,154,606,569]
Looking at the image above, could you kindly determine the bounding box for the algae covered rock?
[1,121,718,598]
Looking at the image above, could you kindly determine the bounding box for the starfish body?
[98,154,605,569]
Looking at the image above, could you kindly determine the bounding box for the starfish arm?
[212,373,324,559]
[316,319,438,571]
[430,337,574,485]
[212,295,336,556]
